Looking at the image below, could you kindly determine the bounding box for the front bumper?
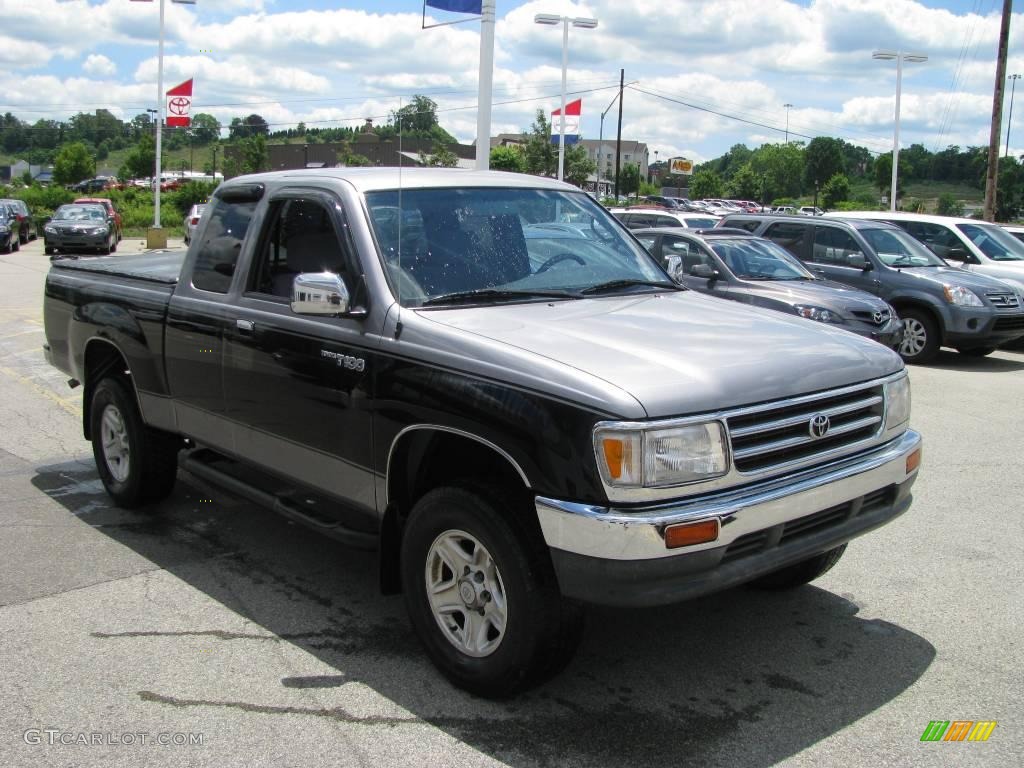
[849,317,904,349]
[536,429,921,607]
[45,230,110,251]
[945,307,1024,348]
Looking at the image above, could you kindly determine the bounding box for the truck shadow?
[32,460,936,768]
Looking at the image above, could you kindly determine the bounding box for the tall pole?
[984,0,1013,222]
[1006,73,1020,157]
[614,68,624,199]
[557,17,568,181]
[154,0,165,228]
[475,0,496,170]
[599,90,620,193]
[890,54,902,212]
[783,103,792,143]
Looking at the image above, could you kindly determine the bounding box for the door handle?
[235,319,255,335]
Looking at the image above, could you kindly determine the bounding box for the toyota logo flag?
[166,79,194,127]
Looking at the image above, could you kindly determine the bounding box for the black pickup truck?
[44,169,922,696]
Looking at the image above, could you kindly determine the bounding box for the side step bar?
[180,450,377,551]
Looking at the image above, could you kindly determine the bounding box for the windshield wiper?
[580,279,683,295]
[420,288,581,307]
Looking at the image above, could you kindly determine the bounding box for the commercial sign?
[668,157,693,175]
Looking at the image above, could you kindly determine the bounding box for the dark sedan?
[43,204,117,256]
[0,204,20,253]
[634,227,904,349]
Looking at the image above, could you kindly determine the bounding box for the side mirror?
[847,253,871,270]
[291,272,353,317]
[690,263,717,279]
[665,255,685,282]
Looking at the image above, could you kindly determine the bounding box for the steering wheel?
[536,252,586,273]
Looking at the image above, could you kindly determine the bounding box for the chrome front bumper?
[536,429,921,561]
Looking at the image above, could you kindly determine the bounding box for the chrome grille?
[986,291,1020,309]
[850,308,891,326]
[727,384,885,474]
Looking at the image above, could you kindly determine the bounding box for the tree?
[994,156,1024,221]
[53,141,95,185]
[803,137,844,189]
[188,113,221,144]
[394,95,440,134]
[564,142,597,188]
[821,172,850,209]
[336,139,371,167]
[229,114,269,140]
[239,134,268,174]
[749,143,803,200]
[724,163,761,199]
[120,134,156,180]
[421,142,459,168]
[936,192,965,217]
[489,145,525,172]
[688,168,723,200]
[616,164,641,197]
[523,110,556,177]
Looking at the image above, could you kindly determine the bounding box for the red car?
[74,198,122,242]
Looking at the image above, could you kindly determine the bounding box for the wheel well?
[82,340,132,440]
[890,301,943,339]
[379,429,532,594]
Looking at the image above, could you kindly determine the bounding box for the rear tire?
[90,378,181,508]
[401,485,583,697]
[750,544,847,590]
[897,309,940,364]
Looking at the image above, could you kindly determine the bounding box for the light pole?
[1006,73,1021,157]
[873,50,928,211]
[783,103,793,143]
[598,90,621,190]
[211,144,218,178]
[534,13,598,182]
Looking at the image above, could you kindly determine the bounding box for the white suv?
[799,206,824,216]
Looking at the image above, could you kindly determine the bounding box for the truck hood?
[420,291,902,418]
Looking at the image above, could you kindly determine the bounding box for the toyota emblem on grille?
[809,414,830,439]
[873,310,886,324]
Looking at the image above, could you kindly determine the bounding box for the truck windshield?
[365,187,671,307]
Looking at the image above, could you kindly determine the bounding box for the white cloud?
[83,54,117,77]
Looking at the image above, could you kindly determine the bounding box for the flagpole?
[475,0,495,170]
[154,0,165,230]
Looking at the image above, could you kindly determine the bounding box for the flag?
[166,78,193,127]
[551,98,582,143]
[425,1,482,12]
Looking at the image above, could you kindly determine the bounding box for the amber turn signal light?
[665,519,719,549]
[906,448,921,475]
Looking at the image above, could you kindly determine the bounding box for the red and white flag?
[551,98,582,135]
[165,78,193,127]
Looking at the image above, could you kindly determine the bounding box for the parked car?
[774,206,797,215]
[799,206,825,216]
[720,213,1024,362]
[43,168,921,697]
[0,198,34,244]
[0,203,21,253]
[827,211,1024,294]
[43,204,117,255]
[641,195,680,209]
[183,203,207,244]
[1001,223,1024,243]
[74,197,123,242]
[633,227,904,349]
[609,207,720,230]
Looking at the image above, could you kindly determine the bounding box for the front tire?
[90,378,181,508]
[897,309,940,364]
[401,485,583,697]
[750,544,847,589]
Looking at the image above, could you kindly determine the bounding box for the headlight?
[793,305,842,323]
[942,284,983,307]
[885,374,911,430]
[44,225,56,233]
[0,226,9,233]
[89,227,109,236]
[594,421,728,488]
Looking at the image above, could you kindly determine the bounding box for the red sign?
[165,79,193,127]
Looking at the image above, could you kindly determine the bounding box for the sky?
[1,0,1023,165]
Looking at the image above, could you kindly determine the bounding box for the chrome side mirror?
[291,272,350,316]
[665,255,685,282]
[690,263,717,279]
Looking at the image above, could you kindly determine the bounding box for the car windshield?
[860,228,946,267]
[710,238,816,280]
[956,222,1024,262]
[54,206,106,222]
[365,187,671,307]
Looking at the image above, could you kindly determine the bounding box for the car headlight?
[90,227,109,236]
[943,284,983,307]
[0,226,9,233]
[793,305,842,323]
[885,374,911,430]
[44,225,56,233]
[594,421,729,488]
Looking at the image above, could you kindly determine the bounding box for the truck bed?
[50,250,186,284]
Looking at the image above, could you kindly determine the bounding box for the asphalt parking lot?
[1,235,1021,767]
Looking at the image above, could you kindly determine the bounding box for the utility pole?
[983,0,1013,222]
[614,68,624,199]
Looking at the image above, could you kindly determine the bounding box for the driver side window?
[812,227,860,266]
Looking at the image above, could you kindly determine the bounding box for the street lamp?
[534,13,598,182]
[873,50,928,211]
[598,90,621,191]
[211,144,218,178]
[783,103,793,143]
[1006,73,1020,157]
